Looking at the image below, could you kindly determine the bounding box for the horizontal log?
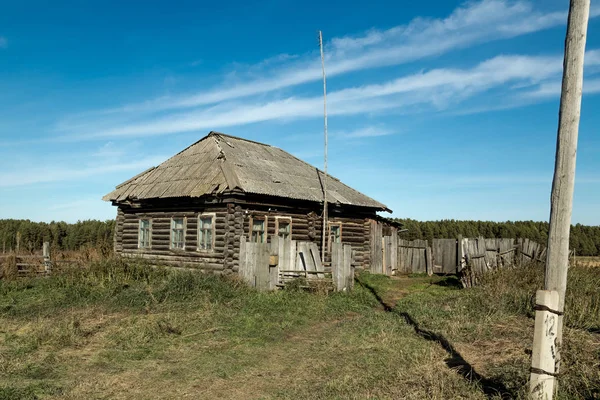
[121,251,225,263]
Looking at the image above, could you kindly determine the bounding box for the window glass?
[277,219,291,239]
[330,224,341,244]
[251,219,265,243]
[139,219,151,249]
[198,215,214,250]
[171,218,185,249]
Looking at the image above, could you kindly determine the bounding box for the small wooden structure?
[238,235,354,291]
[103,132,399,280]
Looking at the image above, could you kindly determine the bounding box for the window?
[198,214,215,251]
[171,218,185,249]
[276,217,292,240]
[251,218,266,243]
[138,219,152,249]
[328,222,342,250]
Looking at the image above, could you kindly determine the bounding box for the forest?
[0,219,114,253]
[0,218,599,256]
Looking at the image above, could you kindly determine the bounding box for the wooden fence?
[239,236,354,292]
[0,242,52,277]
[0,242,89,278]
[380,236,548,280]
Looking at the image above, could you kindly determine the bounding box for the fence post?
[425,245,433,276]
[43,242,51,274]
[457,235,463,273]
[269,236,279,290]
[530,290,560,399]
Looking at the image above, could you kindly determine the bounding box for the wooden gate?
[432,239,457,274]
[398,239,430,274]
[238,237,274,290]
[238,236,353,291]
[332,243,354,292]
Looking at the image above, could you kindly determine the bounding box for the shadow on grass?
[431,275,464,289]
[357,278,515,400]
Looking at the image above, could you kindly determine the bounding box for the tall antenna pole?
[319,30,329,263]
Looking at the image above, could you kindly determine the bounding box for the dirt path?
[188,313,363,399]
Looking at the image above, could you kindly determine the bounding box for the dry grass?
[0,260,598,399]
[573,256,600,268]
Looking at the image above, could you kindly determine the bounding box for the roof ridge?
[210,131,273,147]
[212,132,243,191]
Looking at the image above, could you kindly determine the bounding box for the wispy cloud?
[58,0,592,124]
[333,126,396,139]
[0,156,166,188]
[520,50,600,98]
[65,50,600,140]
[0,37,7,49]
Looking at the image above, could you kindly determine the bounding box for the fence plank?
[371,220,383,273]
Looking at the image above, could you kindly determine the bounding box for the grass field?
[0,259,598,399]
[573,256,600,268]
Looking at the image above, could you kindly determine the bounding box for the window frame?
[197,213,216,252]
[138,218,152,249]
[170,217,187,250]
[274,216,292,240]
[249,215,268,243]
[328,222,342,252]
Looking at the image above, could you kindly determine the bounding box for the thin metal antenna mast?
[319,30,328,263]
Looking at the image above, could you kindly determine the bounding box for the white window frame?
[275,216,292,240]
[170,217,186,250]
[138,218,152,249]
[197,213,216,251]
[249,216,267,243]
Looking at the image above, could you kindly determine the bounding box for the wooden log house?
[103,132,400,274]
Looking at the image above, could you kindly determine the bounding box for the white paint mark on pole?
[530,290,560,400]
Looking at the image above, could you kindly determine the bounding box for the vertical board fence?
[332,242,354,292]
[397,239,430,274]
[239,236,354,291]
[378,236,552,286]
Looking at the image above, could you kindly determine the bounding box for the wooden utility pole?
[531,0,590,397]
[318,30,329,263]
[545,0,590,352]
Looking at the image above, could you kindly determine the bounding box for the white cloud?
[0,37,7,49]
[0,156,166,188]
[69,51,596,140]
[520,51,600,98]
[333,126,396,139]
[58,0,591,123]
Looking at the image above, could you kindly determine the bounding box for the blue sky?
[0,0,599,224]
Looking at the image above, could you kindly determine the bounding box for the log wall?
[117,203,238,274]
[114,198,391,273]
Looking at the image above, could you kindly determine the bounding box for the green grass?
[0,259,598,399]
[359,264,600,399]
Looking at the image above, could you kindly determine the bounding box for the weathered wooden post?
[542,0,590,380]
[457,234,463,273]
[43,242,51,274]
[269,236,280,290]
[16,232,21,254]
[530,290,560,399]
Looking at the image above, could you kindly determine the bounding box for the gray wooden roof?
[103,132,390,211]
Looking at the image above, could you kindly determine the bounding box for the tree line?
[0,219,115,253]
[393,219,600,256]
[1,218,599,257]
